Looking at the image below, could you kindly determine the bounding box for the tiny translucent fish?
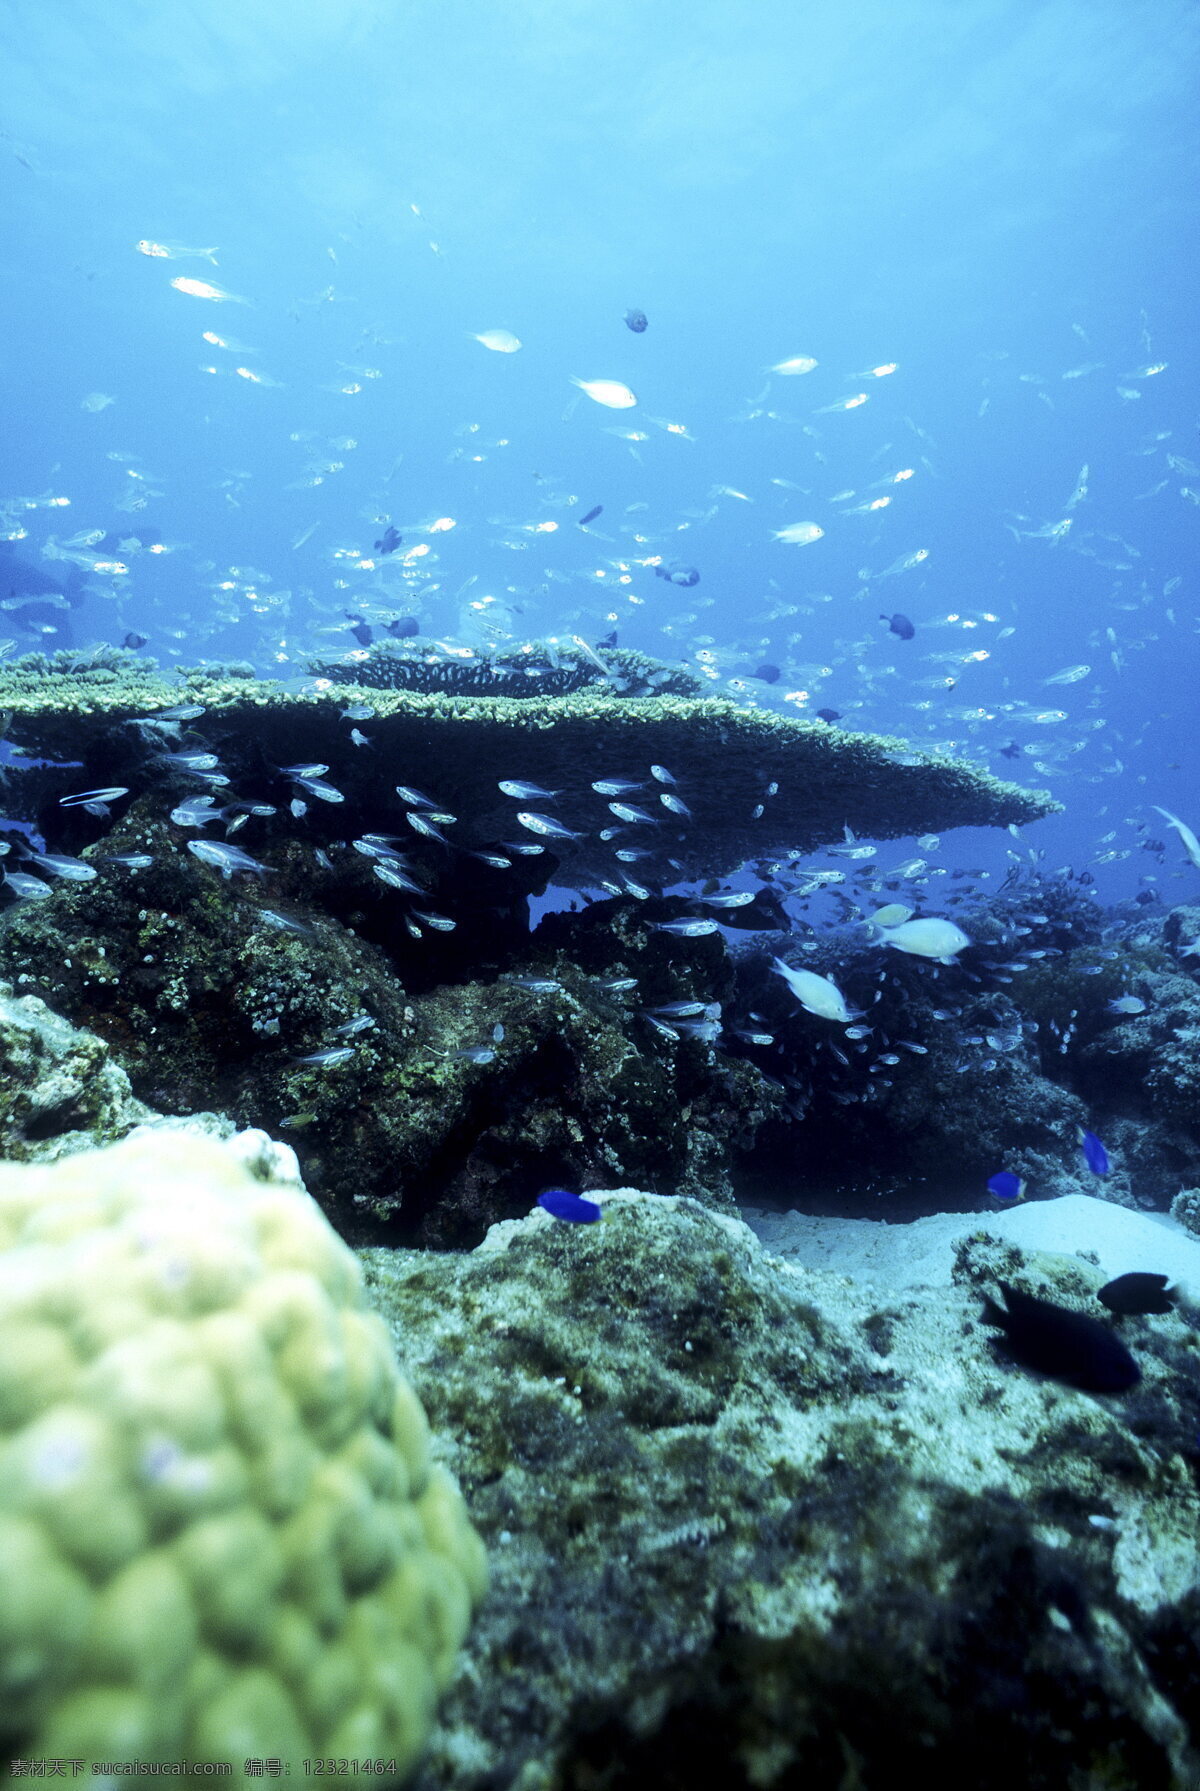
[649,1001,707,1018]
[501,975,562,993]
[372,861,423,893]
[772,521,825,546]
[413,909,456,931]
[292,1046,355,1067]
[538,1187,603,1223]
[517,812,583,840]
[652,918,719,937]
[571,376,637,409]
[470,851,513,869]
[335,1014,376,1036]
[454,1045,495,1064]
[29,852,97,882]
[3,872,52,898]
[592,778,644,796]
[406,812,449,843]
[152,703,205,721]
[499,780,560,800]
[282,762,329,778]
[169,276,246,303]
[815,393,868,413]
[1043,664,1091,686]
[187,840,267,877]
[598,977,638,993]
[492,1023,505,1042]
[81,392,114,412]
[162,751,220,772]
[60,786,128,807]
[258,909,312,936]
[137,240,218,263]
[608,803,658,825]
[770,356,818,375]
[649,764,676,784]
[660,793,691,817]
[104,854,154,870]
[698,890,755,908]
[1107,995,1146,1016]
[395,785,437,808]
[988,1170,1027,1203]
[293,776,344,803]
[473,329,522,353]
[171,796,222,828]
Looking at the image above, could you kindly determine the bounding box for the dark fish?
[815,707,841,724]
[624,309,648,333]
[752,663,781,684]
[654,562,700,587]
[386,616,420,638]
[577,505,604,528]
[345,612,372,647]
[881,612,915,640]
[374,526,402,555]
[122,631,148,650]
[981,1281,1140,1392]
[1097,1272,1175,1316]
[597,629,617,648]
[999,741,1022,760]
[537,1187,603,1223]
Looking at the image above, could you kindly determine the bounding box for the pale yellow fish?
[771,521,825,546]
[170,276,246,303]
[472,329,522,353]
[572,376,637,409]
[771,355,818,376]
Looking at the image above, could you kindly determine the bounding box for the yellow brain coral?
[0,1130,486,1781]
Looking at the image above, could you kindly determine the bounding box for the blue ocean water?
[2,0,1199,907]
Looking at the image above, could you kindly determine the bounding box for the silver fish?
[516,812,583,840]
[281,761,329,778]
[187,840,267,876]
[608,803,659,825]
[592,778,644,796]
[499,780,560,800]
[292,776,344,803]
[29,852,97,882]
[292,1046,355,1067]
[2,872,52,898]
[651,918,719,937]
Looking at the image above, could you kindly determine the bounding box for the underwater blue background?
[3,0,1199,908]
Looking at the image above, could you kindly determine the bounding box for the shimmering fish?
[29,852,97,882]
[291,1047,355,1067]
[169,277,246,303]
[282,762,329,778]
[880,917,970,961]
[292,775,344,803]
[771,522,824,546]
[770,355,818,375]
[499,780,560,801]
[2,872,52,898]
[516,812,583,840]
[608,804,659,825]
[187,840,267,876]
[592,779,644,796]
[652,918,720,937]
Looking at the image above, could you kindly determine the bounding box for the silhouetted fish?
[881,612,915,640]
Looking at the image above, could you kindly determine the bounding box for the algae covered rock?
[0,651,1058,888]
[360,1193,1200,1790]
[0,1131,486,1781]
